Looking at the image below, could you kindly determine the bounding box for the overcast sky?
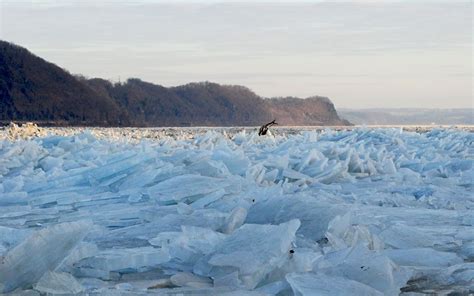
[0,0,472,109]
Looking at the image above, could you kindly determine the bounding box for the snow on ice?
[0,126,472,295]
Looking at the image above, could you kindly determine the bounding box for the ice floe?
[0,127,472,295]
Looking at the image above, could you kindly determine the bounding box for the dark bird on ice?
[258,119,278,136]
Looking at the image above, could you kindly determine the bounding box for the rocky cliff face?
[0,40,349,126]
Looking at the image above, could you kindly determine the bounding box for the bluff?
[0,41,127,126]
[0,41,349,126]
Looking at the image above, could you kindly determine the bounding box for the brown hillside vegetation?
[0,41,127,126]
[267,96,351,126]
[0,41,350,126]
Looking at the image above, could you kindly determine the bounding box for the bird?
[258,119,278,136]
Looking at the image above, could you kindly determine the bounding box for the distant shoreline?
[339,108,473,126]
[2,121,473,129]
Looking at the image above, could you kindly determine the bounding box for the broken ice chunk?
[263,168,279,184]
[194,219,300,289]
[326,213,384,251]
[314,244,412,295]
[3,289,41,296]
[73,247,170,280]
[0,226,32,256]
[187,159,231,178]
[114,282,134,291]
[222,207,247,234]
[147,174,228,204]
[190,189,226,209]
[149,226,226,271]
[245,164,266,184]
[246,195,347,242]
[33,271,84,295]
[170,272,213,288]
[0,192,29,206]
[212,147,250,176]
[460,241,474,261]
[295,149,325,172]
[118,167,160,191]
[177,202,194,215]
[282,168,312,182]
[39,156,63,172]
[378,224,457,249]
[213,271,242,288]
[2,175,25,193]
[403,263,474,294]
[255,280,290,295]
[263,154,290,171]
[264,248,322,284]
[57,242,99,273]
[382,157,397,174]
[286,273,383,296]
[0,220,91,293]
[382,248,463,268]
[99,208,228,249]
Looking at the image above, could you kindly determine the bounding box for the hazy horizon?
[1,0,472,109]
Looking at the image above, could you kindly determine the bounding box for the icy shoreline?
[1,124,473,142]
[0,127,472,295]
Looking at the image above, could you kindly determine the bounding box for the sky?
[0,0,472,109]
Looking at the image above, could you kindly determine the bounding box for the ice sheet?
[0,127,472,294]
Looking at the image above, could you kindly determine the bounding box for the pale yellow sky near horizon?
[0,0,472,109]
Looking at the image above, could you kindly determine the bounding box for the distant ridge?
[339,108,473,125]
[0,40,349,127]
[0,41,126,126]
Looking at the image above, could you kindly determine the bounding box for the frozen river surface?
[0,127,472,295]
